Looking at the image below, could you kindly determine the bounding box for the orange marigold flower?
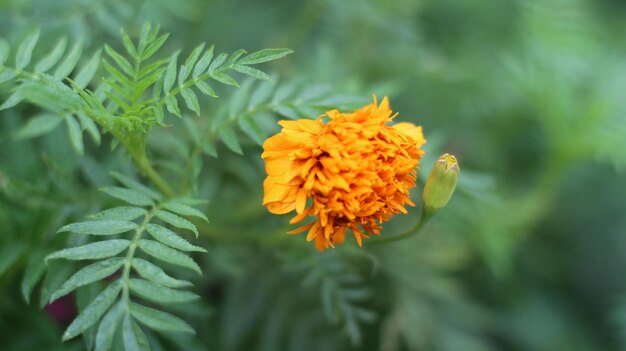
[262,97,426,251]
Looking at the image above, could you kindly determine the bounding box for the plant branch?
[111,130,176,197]
[121,205,159,303]
[369,208,433,246]
[132,150,175,197]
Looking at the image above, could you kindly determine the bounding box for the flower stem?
[370,208,434,246]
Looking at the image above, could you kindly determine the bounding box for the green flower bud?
[422,153,459,214]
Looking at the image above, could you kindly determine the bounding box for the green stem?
[369,208,434,246]
[12,63,176,197]
[132,151,175,197]
[121,205,159,303]
[111,130,176,197]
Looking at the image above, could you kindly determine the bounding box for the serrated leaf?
[195,80,217,97]
[39,261,71,308]
[155,210,198,237]
[0,39,9,66]
[15,113,63,140]
[225,49,246,67]
[180,87,200,115]
[154,105,165,124]
[95,300,125,351]
[0,70,17,83]
[46,240,131,261]
[65,115,84,155]
[81,84,107,111]
[233,65,271,81]
[138,23,154,51]
[75,284,99,348]
[202,141,218,158]
[110,172,162,201]
[106,93,130,113]
[137,239,201,274]
[165,95,181,118]
[163,51,180,93]
[163,202,208,222]
[178,64,190,86]
[21,251,46,303]
[35,37,67,73]
[103,60,131,86]
[123,313,150,351]
[274,105,301,119]
[104,45,134,76]
[74,49,102,89]
[129,279,199,304]
[89,207,147,221]
[55,40,84,79]
[170,197,209,206]
[184,43,205,74]
[110,138,120,151]
[249,80,275,107]
[146,224,206,252]
[229,79,253,117]
[15,29,40,70]
[239,48,293,65]
[193,46,213,77]
[272,84,296,104]
[135,69,163,97]
[131,258,192,288]
[130,303,195,334]
[0,90,25,111]
[238,115,266,145]
[120,29,138,58]
[76,112,101,145]
[62,280,123,341]
[19,75,84,112]
[50,258,124,303]
[142,33,169,61]
[212,72,238,87]
[147,24,160,42]
[100,186,155,207]
[151,65,165,95]
[58,220,138,235]
[218,127,243,154]
[207,53,227,72]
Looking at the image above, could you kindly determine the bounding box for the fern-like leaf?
[300,251,376,346]
[0,30,101,151]
[45,173,208,350]
[159,40,292,117]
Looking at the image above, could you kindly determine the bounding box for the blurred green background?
[1,0,626,350]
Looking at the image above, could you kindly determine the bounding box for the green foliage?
[0,23,292,170]
[95,23,292,133]
[44,177,207,350]
[0,29,99,155]
[300,251,376,346]
[0,25,291,350]
[1,0,625,350]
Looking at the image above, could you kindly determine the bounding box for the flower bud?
[422,153,459,214]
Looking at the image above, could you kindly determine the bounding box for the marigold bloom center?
[262,97,426,251]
